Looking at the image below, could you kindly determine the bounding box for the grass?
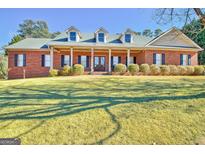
[0,75,205,145]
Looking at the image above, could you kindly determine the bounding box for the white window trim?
[129,56,134,64]
[156,54,162,65]
[96,32,107,43]
[17,54,24,67]
[45,55,51,67]
[81,56,87,68]
[64,55,70,66]
[98,33,105,42]
[182,54,188,66]
[123,33,133,43]
[68,31,79,42]
[113,56,119,65]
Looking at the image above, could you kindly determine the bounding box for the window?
[113,56,119,65]
[17,54,24,67]
[153,53,165,65]
[45,55,51,67]
[129,56,134,64]
[81,56,87,67]
[64,55,70,66]
[181,54,191,66]
[125,34,131,43]
[70,32,76,41]
[98,33,105,42]
[156,54,162,65]
[15,54,26,67]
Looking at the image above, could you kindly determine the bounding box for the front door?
[94,56,105,71]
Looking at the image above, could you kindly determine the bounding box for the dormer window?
[98,33,105,42]
[95,27,108,43]
[125,34,131,43]
[66,26,81,42]
[70,32,77,41]
[121,28,135,43]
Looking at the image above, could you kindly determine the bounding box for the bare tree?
[155,8,205,26]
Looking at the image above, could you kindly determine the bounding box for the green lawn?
[0,76,205,145]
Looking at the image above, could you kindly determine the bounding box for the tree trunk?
[193,8,205,26]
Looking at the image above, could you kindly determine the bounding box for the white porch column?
[127,49,130,66]
[70,48,73,66]
[91,48,94,73]
[108,49,111,72]
[50,47,54,70]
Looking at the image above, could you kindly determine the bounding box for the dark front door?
[94,56,106,71]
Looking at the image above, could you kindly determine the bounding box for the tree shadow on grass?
[0,88,204,120]
[0,81,205,144]
[94,107,121,145]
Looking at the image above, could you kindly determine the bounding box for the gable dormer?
[66,26,81,42]
[95,27,109,43]
[120,28,135,43]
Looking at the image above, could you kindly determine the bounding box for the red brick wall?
[144,50,198,65]
[8,51,50,79]
[7,49,198,79]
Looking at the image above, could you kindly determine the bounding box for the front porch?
[49,47,144,72]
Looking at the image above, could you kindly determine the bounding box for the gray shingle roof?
[5,28,202,51]
[5,38,51,49]
[5,32,152,49]
[48,32,152,48]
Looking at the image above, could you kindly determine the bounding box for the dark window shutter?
[23,54,26,66]
[78,56,81,64]
[111,56,113,68]
[14,54,18,66]
[180,54,183,65]
[134,57,136,64]
[61,55,64,67]
[125,56,127,66]
[153,53,156,64]
[188,55,191,65]
[118,56,121,63]
[41,55,45,67]
[162,53,165,65]
[86,56,89,68]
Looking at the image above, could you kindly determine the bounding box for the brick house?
[5,26,203,79]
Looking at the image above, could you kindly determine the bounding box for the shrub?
[128,64,139,75]
[150,64,160,75]
[160,65,170,75]
[169,65,179,75]
[140,64,150,75]
[71,64,84,75]
[49,69,58,77]
[59,65,71,76]
[194,65,204,75]
[177,66,187,75]
[114,63,127,75]
[186,66,194,75]
[0,55,8,79]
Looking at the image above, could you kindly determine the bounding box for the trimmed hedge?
[150,64,160,75]
[140,64,150,75]
[177,66,187,75]
[160,65,170,75]
[49,69,58,77]
[128,64,139,75]
[186,66,194,75]
[59,65,71,76]
[194,66,204,75]
[71,64,84,75]
[169,65,179,75]
[114,63,127,75]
